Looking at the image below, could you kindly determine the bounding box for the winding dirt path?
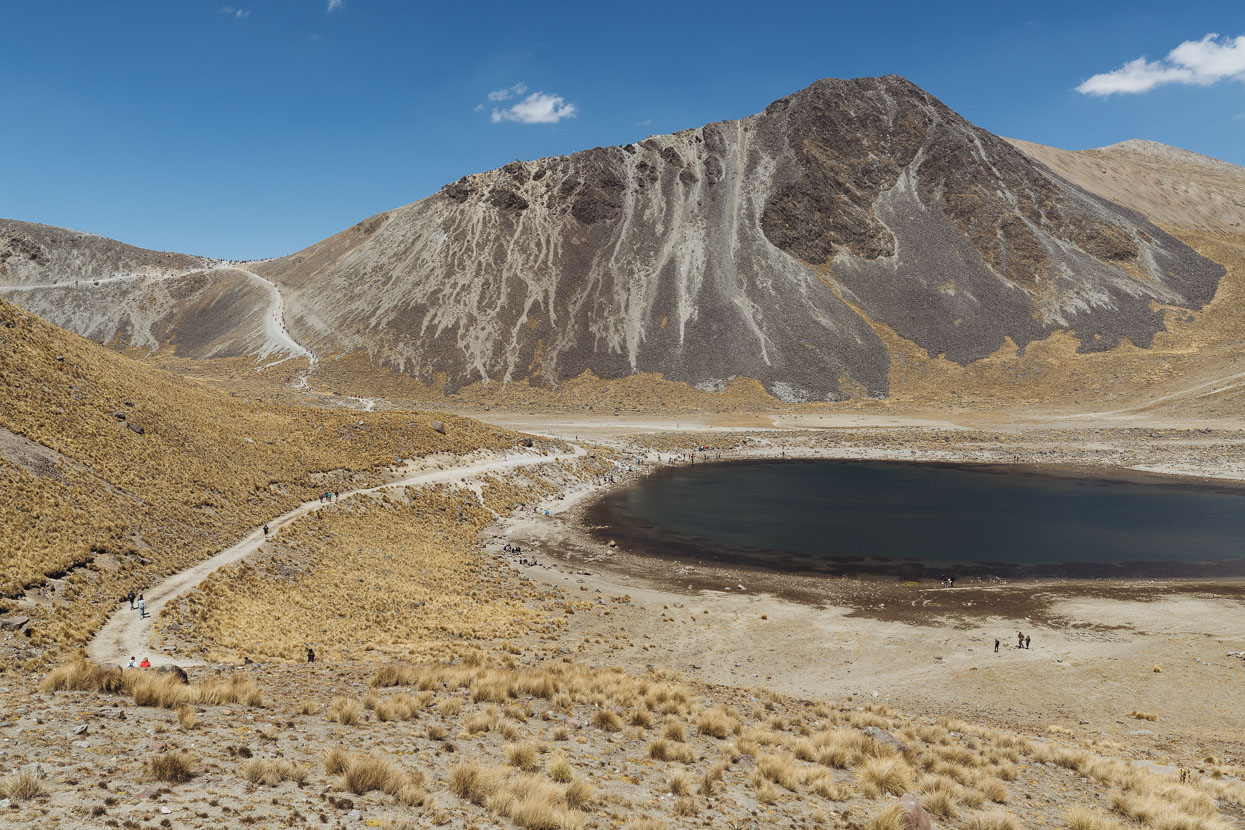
[87,444,585,667]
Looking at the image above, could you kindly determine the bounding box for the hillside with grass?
[0,294,527,663]
[11,653,1244,829]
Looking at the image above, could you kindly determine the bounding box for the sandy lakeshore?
[485,422,1245,762]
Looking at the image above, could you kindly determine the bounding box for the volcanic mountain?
[2,76,1230,401]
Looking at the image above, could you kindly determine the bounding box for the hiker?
[994,639,1000,653]
[138,595,146,619]
[263,523,269,536]
[139,657,151,668]
[127,589,136,610]
[126,656,137,668]
[1017,631,1024,649]
[1025,635,1031,650]
[306,647,316,663]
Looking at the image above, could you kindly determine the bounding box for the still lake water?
[588,460,1245,578]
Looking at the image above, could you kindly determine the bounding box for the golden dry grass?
[145,750,196,783]
[41,657,262,711]
[0,769,44,801]
[241,758,308,786]
[161,467,612,663]
[0,295,531,663]
[859,756,915,798]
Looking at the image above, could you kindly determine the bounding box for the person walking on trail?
[306,647,316,663]
[138,595,146,619]
[994,639,1000,653]
[263,523,269,536]
[127,589,136,610]
[1025,635,1031,650]
[1017,631,1024,649]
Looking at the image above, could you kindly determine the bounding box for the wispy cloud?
[490,91,577,125]
[1078,33,1245,95]
[220,5,251,19]
[487,83,528,102]
[636,118,653,127]
[327,0,342,11]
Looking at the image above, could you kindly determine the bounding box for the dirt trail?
[87,444,585,667]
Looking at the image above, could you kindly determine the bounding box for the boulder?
[897,793,932,830]
[156,665,190,685]
[862,726,909,754]
[126,422,145,435]
[520,437,534,448]
[431,421,446,435]
[0,616,30,631]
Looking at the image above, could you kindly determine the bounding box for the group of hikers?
[502,542,541,567]
[319,490,338,504]
[125,589,147,618]
[125,656,152,668]
[993,632,1032,651]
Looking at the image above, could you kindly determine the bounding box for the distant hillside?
[0,294,521,663]
[1008,138,1245,235]
[0,219,303,361]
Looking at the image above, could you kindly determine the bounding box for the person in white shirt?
[126,656,137,668]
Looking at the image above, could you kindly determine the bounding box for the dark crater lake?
[586,460,1245,579]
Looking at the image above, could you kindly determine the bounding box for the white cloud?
[490,91,577,125]
[1078,33,1245,95]
[327,0,342,11]
[636,118,653,127]
[220,5,250,18]
[487,83,528,102]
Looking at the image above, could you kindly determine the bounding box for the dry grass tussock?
[0,296,530,663]
[0,769,44,801]
[241,758,308,786]
[145,750,196,783]
[449,759,589,829]
[322,748,430,807]
[41,656,262,709]
[858,756,915,798]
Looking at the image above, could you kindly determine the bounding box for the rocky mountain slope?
[2,77,1234,402]
[252,76,1224,401]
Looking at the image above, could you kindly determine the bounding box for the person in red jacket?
[139,657,151,668]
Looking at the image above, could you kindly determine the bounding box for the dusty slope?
[0,220,306,361]
[251,75,1222,401]
[0,294,537,664]
[1009,138,1245,234]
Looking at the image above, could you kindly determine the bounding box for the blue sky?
[1,1,1242,259]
